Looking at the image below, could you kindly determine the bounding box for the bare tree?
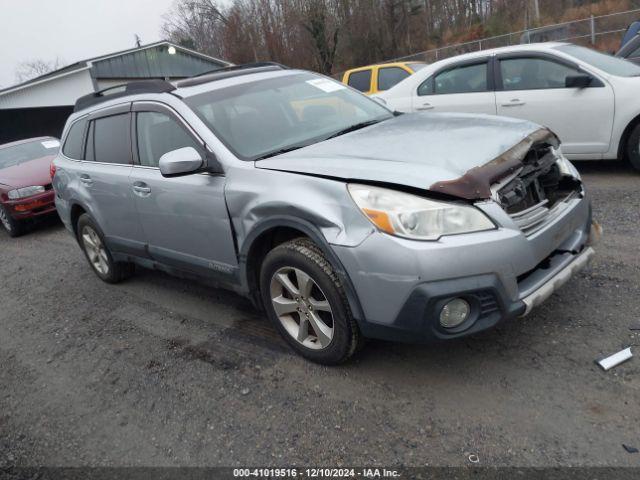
[161,0,632,74]
[15,58,64,83]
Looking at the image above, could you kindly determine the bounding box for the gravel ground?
[0,161,639,468]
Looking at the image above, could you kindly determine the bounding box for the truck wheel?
[0,205,25,237]
[76,214,134,283]
[259,238,362,365]
[626,123,640,171]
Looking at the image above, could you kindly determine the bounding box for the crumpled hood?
[0,155,55,190]
[256,112,556,199]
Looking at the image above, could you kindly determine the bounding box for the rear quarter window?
[62,119,87,159]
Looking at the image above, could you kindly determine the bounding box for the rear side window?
[88,114,131,164]
[433,63,488,94]
[377,67,410,91]
[62,119,87,159]
[347,70,372,92]
[136,112,201,167]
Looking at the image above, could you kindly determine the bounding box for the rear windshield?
[556,44,640,77]
[0,139,59,169]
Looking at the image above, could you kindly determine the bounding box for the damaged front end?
[431,128,584,236]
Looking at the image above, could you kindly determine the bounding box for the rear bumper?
[3,190,56,220]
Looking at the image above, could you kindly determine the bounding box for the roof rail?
[74,80,176,112]
[177,62,288,88]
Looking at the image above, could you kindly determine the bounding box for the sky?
[0,0,178,88]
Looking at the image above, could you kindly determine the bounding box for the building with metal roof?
[0,41,231,143]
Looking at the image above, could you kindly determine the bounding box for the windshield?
[556,44,640,77]
[0,139,59,169]
[184,72,393,160]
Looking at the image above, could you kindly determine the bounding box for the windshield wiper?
[254,145,306,161]
[324,119,382,141]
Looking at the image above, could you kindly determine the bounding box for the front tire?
[0,205,25,237]
[76,214,134,283]
[626,123,640,171]
[259,238,362,365]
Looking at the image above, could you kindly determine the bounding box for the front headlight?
[7,186,45,200]
[348,184,495,241]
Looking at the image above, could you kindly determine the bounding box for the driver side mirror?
[158,147,204,177]
[565,74,592,89]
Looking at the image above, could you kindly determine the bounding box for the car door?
[494,53,615,156]
[412,59,497,114]
[129,101,237,279]
[77,105,147,256]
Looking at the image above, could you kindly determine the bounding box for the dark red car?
[0,137,60,237]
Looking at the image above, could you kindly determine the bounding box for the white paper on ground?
[597,347,633,371]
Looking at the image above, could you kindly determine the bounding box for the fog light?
[439,298,470,328]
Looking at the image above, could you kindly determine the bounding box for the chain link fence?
[375,8,640,66]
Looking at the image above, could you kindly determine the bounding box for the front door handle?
[502,99,526,107]
[132,182,151,196]
[80,174,93,187]
[416,102,435,111]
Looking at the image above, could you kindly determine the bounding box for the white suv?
[375,43,640,169]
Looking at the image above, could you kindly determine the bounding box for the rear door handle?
[132,181,151,196]
[80,174,93,186]
[502,99,526,107]
[416,103,435,111]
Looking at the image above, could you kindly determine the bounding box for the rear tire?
[626,123,640,171]
[76,214,134,283]
[0,205,25,238]
[259,238,362,365]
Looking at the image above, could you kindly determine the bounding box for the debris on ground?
[596,347,633,371]
[623,444,639,454]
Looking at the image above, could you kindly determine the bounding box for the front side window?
[136,112,201,167]
[185,72,393,161]
[500,57,581,90]
[88,114,131,164]
[433,63,488,94]
[347,70,372,92]
[377,67,411,91]
[62,119,87,159]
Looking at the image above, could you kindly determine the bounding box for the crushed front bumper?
[332,196,595,343]
[520,245,594,316]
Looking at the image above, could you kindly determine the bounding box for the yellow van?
[341,62,427,95]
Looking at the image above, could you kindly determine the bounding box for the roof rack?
[74,80,176,112]
[177,62,288,88]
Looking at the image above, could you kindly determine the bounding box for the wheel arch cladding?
[239,217,367,323]
[617,112,640,160]
[69,202,88,236]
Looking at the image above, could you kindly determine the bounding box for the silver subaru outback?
[53,63,595,364]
